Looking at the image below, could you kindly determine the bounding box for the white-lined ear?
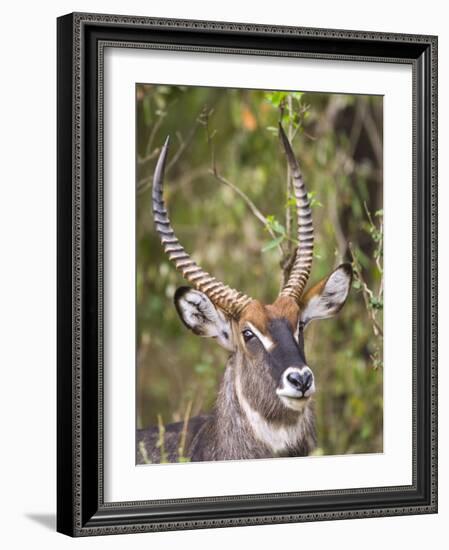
[300,263,352,325]
[174,287,235,351]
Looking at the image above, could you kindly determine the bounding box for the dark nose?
[287,371,313,393]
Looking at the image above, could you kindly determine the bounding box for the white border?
[104,47,413,503]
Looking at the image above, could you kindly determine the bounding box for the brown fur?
[239,296,300,337]
[300,278,327,306]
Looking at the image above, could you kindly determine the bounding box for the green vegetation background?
[136,85,383,456]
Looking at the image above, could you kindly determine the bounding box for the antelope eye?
[242,329,255,342]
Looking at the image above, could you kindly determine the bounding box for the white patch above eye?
[175,288,234,351]
[293,321,304,343]
[301,265,351,325]
[246,322,274,351]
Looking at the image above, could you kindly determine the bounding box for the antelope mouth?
[277,393,312,412]
[276,387,315,400]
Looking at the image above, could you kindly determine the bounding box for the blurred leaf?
[307,191,323,208]
[262,236,284,252]
[266,215,286,235]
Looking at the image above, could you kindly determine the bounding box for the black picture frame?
[57,12,438,537]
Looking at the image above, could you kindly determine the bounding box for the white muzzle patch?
[276,366,316,400]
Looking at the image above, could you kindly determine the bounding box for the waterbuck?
[137,124,352,464]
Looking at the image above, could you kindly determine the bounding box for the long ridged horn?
[152,137,253,318]
[278,124,314,302]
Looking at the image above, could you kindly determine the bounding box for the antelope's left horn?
[152,137,253,318]
[278,123,315,302]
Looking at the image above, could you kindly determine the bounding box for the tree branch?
[144,111,165,158]
[208,169,281,247]
[166,106,209,172]
[349,242,383,337]
[137,107,208,194]
[205,113,284,257]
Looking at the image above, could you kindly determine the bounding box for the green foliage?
[136,84,383,457]
[262,215,289,252]
[307,191,323,209]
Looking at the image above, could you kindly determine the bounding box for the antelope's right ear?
[300,263,353,325]
[174,287,235,351]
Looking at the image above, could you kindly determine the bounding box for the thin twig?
[138,146,162,167]
[144,113,165,158]
[166,107,209,172]
[205,112,284,256]
[363,201,383,278]
[363,200,376,228]
[208,169,280,246]
[137,107,209,194]
[349,242,383,337]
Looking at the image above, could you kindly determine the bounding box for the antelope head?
[152,125,352,421]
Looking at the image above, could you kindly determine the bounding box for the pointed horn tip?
[278,123,295,158]
[278,122,287,142]
[161,135,170,151]
[156,136,171,159]
[152,136,171,192]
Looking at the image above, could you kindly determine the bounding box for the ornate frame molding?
[57,12,437,536]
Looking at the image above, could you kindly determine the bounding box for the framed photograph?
[57,12,438,536]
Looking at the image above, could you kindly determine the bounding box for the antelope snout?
[287,370,313,394]
[277,366,316,399]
